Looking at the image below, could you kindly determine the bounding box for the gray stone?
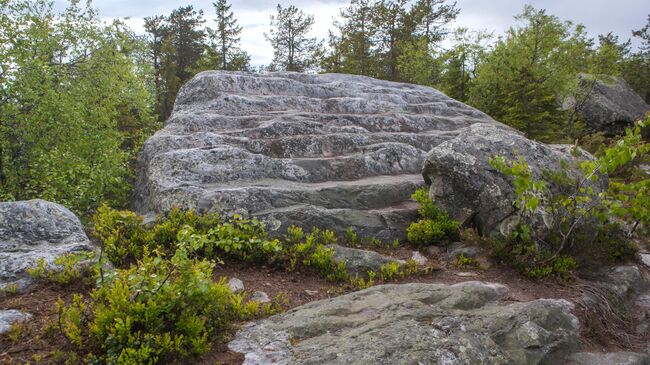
[0,200,93,289]
[327,244,404,276]
[410,250,428,265]
[0,310,31,334]
[422,123,604,237]
[567,352,650,365]
[229,282,580,365]
[251,291,270,303]
[135,71,498,241]
[228,277,245,293]
[563,74,649,136]
[447,241,485,259]
[641,254,650,269]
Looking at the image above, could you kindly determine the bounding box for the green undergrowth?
[343,226,401,250]
[25,206,425,364]
[52,237,282,364]
[487,120,648,279]
[406,188,460,246]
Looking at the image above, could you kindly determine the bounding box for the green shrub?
[94,208,351,284]
[406,188,460,246]
[379,260,420,282]
[489,119,649,278]
[455,254,481,269]
[92,205,152,267]
[490,224,577,279]
[57,234,270,364]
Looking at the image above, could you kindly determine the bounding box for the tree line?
[1,0,649,216]
[137,0,650,139]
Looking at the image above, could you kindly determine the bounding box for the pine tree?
[167,6,206,81]
[372,0,409,80]
[410,0,459,45]
[439,28,491,102]
[591,33,630,76]
[624,15,650,103]
[468,6,591,141]
[206,0,250,71]
[265,4,322,72]
[325,0,377,76]
[144,6,207,121]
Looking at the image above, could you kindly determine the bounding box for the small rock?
[227,277,245,293]
[447,242,485,259]
[455,272,477,277]
[410,251,428,266]
[0,310,31,334]
[426,245,443,258]
[252,291,271,303]
[640,254,650,269]
[305,290,319,296]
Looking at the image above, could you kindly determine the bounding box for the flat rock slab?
[0,200,93,289]
[135,71,497,240]
[229,282,580,365]
[0,310,32,334]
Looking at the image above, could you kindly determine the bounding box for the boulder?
[422,123,604,236]
[563,74,649,136]
[135,71,497,240]
[327,244,404,276]
[0,200,93,289]
[229,282,580,365]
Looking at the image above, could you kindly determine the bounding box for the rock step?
[166,111,490,135]
[142,130,456,159]
[196,174,424,213]
[256,202,419,241]
[147,144,426,186]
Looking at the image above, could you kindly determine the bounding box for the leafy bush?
[490,224,577,279]
[455,254,481,269]
[93,208,349,283]
[489,118,648,277]
[406,188,460,246]
[0,1,159,218]
[57,234,271,364]
[92,205,152,267]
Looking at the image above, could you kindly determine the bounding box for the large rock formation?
[135,72,497,240]
[229,282,580,365]
[422,123,603,236]
[0,200,93,289]
[563,74,649,136]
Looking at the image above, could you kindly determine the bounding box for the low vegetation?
[55,240,280,363]
[406,188,460,246]
[489,118,648,278]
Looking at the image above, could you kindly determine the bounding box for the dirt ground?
[1,248,647,365]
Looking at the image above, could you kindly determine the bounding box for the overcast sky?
[54,0,649,67]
